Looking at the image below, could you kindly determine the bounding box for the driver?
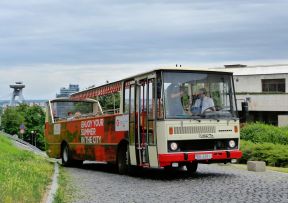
[191,88,215,114]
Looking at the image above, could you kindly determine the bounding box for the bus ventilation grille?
[174,126,216,134]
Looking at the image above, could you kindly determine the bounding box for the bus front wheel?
[186,162,198,173]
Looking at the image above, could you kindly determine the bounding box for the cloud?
[0,1,287,99]
[1,1,287,66]
[0,63,157,99]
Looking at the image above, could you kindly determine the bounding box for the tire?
[73,160,83,167]
[117,144,129,175]
[186,162,198,173]
[164,166,173,171]
[61,144,73,167]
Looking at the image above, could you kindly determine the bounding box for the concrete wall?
[233,73,288,93]
[220,65,288,125]
[278,115,288,127]
[236,94,288,111]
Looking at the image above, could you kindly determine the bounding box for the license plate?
[195,153,212,160]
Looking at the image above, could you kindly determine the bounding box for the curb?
[45,162,60,203]
[1,131,60,202]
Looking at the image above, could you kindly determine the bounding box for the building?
[56,84,79,98]
[0,100,46,108]
[220,64,288,125]
[55,84,80,117]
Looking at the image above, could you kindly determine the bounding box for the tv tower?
[10,82,26,106]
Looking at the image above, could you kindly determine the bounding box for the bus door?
[134,79,149,166]
[128,77,157,167]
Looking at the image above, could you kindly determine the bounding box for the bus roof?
[70,67,233,99]
[49,97,98,103]
[125,67,233,80]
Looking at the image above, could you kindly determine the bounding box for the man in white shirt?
[191,88,215,114]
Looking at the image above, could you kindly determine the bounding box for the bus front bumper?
[158,150,242,167]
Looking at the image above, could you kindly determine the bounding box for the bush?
[240,140,288,167]
[240,122,288,145]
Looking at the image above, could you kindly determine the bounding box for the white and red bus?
[45,67,242,174]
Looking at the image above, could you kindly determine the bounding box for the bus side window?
[124,82,130,114]
[156,77,164,119]
[148,79,156,145]
[129,85,135,144]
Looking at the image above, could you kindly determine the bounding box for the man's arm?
[208,98,216,111]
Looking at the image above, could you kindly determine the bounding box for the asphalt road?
[65,163,288,203]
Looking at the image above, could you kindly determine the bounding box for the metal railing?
[0,130,47,156]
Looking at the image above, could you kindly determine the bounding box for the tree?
[24,105,46,149]
[1,104,46,150]
[98,93,120,113]
[0,106,3,130]
[2,107,25,135]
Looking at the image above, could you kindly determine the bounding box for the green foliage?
[1,104,46,150]
[239,140,288,167]
[72,102,93,114]
[240,122,288,145]
[211,90,221,108]
[0,135,53,202]
[1,107,25,135]
[98,93,120,112]
[24,105,46,149]
[240,123,288,167]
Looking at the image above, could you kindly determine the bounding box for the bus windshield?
[163,71,237,119]
[50,101,97,121]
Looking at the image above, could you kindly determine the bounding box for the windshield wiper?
[190,116,202,122]
[223,117,238,122]
[201,114,220,122]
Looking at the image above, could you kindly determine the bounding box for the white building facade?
[221,64,288,125]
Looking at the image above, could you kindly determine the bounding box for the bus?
[45,67,242,174]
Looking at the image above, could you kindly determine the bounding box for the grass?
[266,166,288,173]
[0,135,54,203]
[231,164,288,173]
[53,166,75,203]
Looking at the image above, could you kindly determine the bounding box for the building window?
[262,79,285,93]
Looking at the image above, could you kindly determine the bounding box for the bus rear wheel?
[186,162,198,173]
[117,144,129,175]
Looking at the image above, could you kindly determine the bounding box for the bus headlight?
[228,140,236,148]
[169,142,178,151]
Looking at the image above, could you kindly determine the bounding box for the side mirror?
[241,101,249,123]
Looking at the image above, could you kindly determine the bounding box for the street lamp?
[31,130,37,147]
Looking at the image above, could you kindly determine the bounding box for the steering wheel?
[202,107,216,114]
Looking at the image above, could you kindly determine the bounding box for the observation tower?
[9,82,25,106]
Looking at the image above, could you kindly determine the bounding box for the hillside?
[0,135,53,203]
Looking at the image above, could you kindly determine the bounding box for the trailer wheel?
[117,144,128,175]
[73,160,83,167]
[186,162,198,173]
[62,144,72,167]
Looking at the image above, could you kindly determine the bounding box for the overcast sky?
[0,0,287,99]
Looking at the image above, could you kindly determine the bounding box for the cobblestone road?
[66,163,288,203]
